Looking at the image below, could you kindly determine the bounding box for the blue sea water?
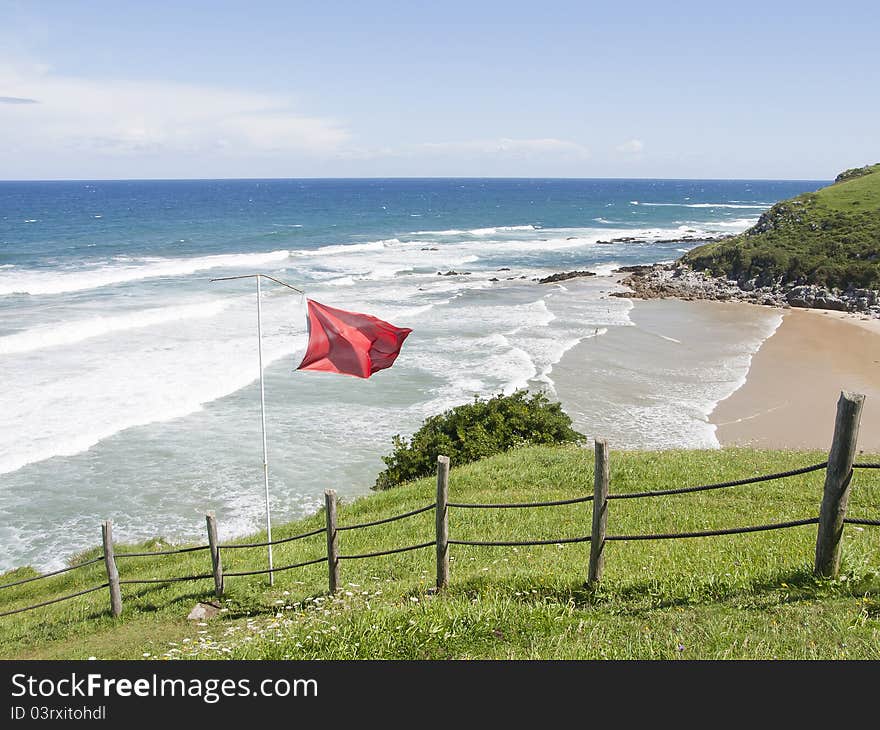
[0,178,825,569]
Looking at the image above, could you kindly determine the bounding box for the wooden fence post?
[815,391,865,578]
[324,489,339,593]
[436,455,450,589]
[206,512,223,598]
[588,439,609,585]
[101,520,122,617]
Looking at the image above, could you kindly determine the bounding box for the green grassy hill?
[684,163,880,289]
[2,446,879,660]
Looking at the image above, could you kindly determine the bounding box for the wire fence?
[218,526,326,550]
[336,503,435,531]
[0,555,105,590]
[116,545,210,558]
[605,518,821,542]
[449,536,591,547]
[605,462,828,500]
[338,542,435,561]
[3,391,879,621]
[224,556,329,578]
[0,584,109,618]
[447,495,593,509]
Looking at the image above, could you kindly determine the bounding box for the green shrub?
[373,390,585,489]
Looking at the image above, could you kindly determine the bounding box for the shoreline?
[551,284,782,451]
[606,265,880,451]
[709,307,880,451]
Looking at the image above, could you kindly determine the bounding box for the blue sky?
[1,0,878,180]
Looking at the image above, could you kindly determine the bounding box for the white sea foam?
[553,301,783,451]
[307,239,404,255]
[591,263,622,277]
[0,296,310,475]
[410,229,466,236]
[635,202,771,209]
[409,225,536,237]
[292,225,746,287]
[0,180,811,574]
[707,311,784,419]
[0,299,233,355]
[324,275,356,287]
[0,249,291,296]
[713,218,759,228]
[468,225,536,235]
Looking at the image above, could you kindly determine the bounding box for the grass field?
[2,445,879,660]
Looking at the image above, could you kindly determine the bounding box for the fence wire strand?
[449,535,591,547]
[224,556,328,577]
[7,455,878,618]
[337,504,436,531]
[338,542,434,561]
[605,517,820,541]
[0,556,105,591]
[0,583,109,618]
[608,462,828,500]
[115,544,210,558]
[219,527,326,550]
[119,573,214,585]
[448,495,593,509]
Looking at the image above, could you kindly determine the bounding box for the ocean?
[0,177,825,570]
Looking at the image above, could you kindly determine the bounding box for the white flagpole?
[255,274,274,585]
[211,273,303,586]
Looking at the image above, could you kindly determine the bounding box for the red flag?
[296,299,412,378]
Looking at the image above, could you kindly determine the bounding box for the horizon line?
[0,174,833,183]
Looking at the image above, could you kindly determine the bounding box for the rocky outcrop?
[596,235,728,246]
[538,270,596,284]
[614,263,880,318]
[835,165,877,184]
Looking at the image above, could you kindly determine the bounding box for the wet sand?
[552,295,782,450]
[711,308,880,453]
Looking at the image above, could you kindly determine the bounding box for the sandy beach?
[711,307,880,453]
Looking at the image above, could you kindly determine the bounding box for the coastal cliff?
[618,163,880,316]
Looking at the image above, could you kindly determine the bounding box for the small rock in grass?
[187,601,222,620]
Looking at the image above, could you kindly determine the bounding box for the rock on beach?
[614,263,880,318]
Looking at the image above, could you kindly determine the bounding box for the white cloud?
[0,95,38,104]
[412,137,590,159]
[616,138,644,154]
[0,64,351,161]
[0,64,591,176]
